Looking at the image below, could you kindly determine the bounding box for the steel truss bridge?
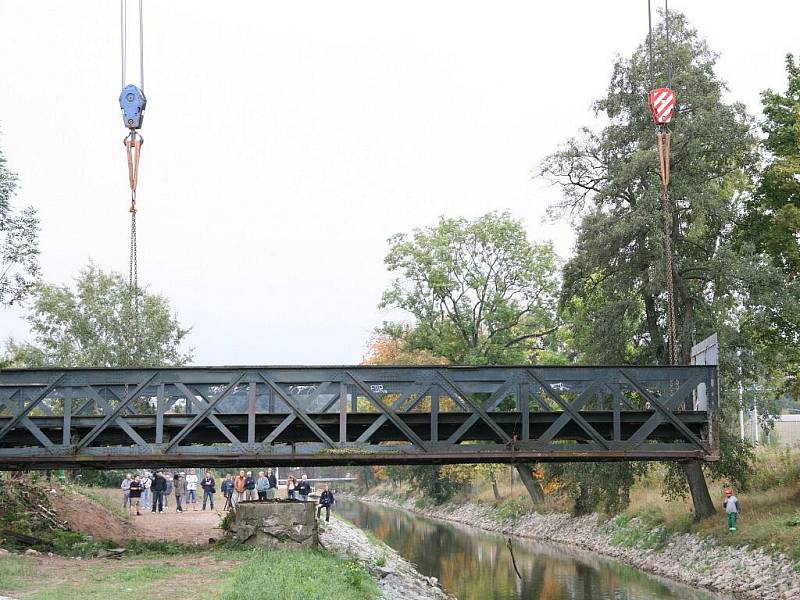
[0,365,719,469]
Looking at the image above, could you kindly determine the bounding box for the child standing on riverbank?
[724,488,740,532]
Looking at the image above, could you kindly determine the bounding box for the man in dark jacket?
[151,470,167,513]
[201,471,216,510]
[128,475,143,516]
[266,468,278,501]
[244,471,257,502]
[221,474,234,511]
[316,485,335,522]
[297,474,312,501]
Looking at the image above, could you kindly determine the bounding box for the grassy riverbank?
[362,447,800,561]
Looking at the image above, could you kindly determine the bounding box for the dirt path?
[53,487,225,545]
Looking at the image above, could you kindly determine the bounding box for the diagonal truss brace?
[347,371,429,451]
[0,373,66,442]
[437,370,512,444]
[259,375,336,448]
[173,383,245,451]
[620,369,709,452]
[526,370,610,449]
[261,381,337,446]
[77,373,159,450]
[85,386,150,449]
[163,371,246,451]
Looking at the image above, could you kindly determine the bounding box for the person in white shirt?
[185,468,199,511]
[141,472,152,507]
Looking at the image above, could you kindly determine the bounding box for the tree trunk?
[491,474,503,502]
[683,461,716,520]
[515,464,544,505]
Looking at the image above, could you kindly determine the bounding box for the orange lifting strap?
[124,131,143,212]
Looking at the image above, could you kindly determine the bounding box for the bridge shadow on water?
[336,499,727,600]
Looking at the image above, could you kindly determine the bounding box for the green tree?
[0,136,39,306]
[379,211,558,504]
[540,11,759,518]
[381,211,560,364]
[737,55,800,398]
[5,263,192,368]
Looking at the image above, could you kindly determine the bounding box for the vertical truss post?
[247,381,257,444]
[611,384,621,442]
[339,381,347,443]
[350,386,357,412]
[518,382,529,441]
[431,387,439,443]
[156,383,165,444]
[62,388,72,447]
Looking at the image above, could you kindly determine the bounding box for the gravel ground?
[349,494,800,600]
[320,515,454,600]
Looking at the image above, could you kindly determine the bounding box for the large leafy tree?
[737,55,800,398]
[377,212,558,504]
[380,211,560,364]
[0,136,39,306]
[539,12,759,518]
[4,263,192,368]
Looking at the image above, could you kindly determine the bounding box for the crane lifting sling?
[119,0,146,365]
[647,0,678,366]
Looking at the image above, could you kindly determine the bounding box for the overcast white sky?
[0,1,797,366]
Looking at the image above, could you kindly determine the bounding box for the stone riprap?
[349,493,800,600]
[321,515,454,600]
[228,500,319,549]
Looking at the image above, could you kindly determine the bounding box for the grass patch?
[75,487,130,521]
[0,554,36,591]
[218,548,379,600]
[492,496,532,522]
[599,508,672,551]
[25,563,193,600]
[123,538,207,557]
[414,496,436,510]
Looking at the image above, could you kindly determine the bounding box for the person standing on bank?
[724,488,740,532]
[286,475,297,499]
[221,474,234,511]
[151,470,167,513]
[185,468,199,511]
[128,475,142,516]
[174,472,186,513]
[244,471,257,501]
[201,471,216,510]
[266,468,277,500]
[163,473,173,510]
[316,485,335,522]
[256,470,269,501]
[233,470,246,506]
[141,472,152,508]
[121,473,132,509]
[297,474,311,501]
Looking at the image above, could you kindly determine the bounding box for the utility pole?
[738,350,745,442]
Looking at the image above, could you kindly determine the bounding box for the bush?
[599,507,672,551]
[414,496,435,510]
[494,496,531,522]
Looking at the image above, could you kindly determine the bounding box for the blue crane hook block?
[119,84,147,129]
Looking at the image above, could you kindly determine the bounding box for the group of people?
[120,468,336,521]
[218,470,316,511]
[120,469,215,515]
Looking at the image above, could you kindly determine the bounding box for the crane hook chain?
[124,130,143,365]
[656,128,678,366]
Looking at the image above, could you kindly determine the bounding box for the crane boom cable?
[647,0,678,366]
[120,0,146,366]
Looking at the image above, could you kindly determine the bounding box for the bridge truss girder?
[0,365,719,469]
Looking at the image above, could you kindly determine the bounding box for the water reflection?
[336,500,724,600]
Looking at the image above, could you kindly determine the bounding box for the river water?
[336,499,725,600]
